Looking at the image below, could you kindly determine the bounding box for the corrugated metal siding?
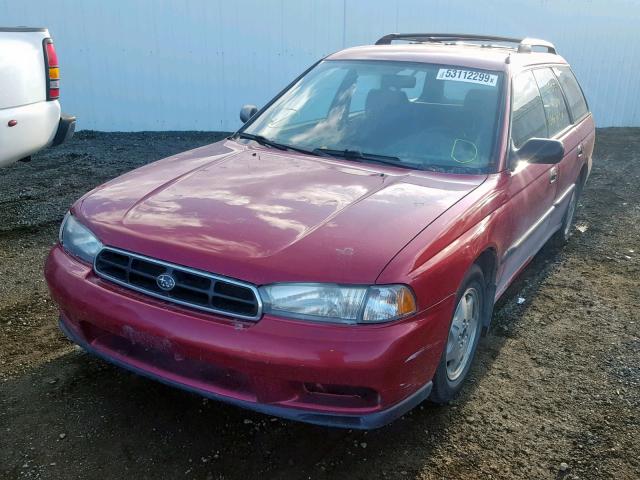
[1,0,638,130]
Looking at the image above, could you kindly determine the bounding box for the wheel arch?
[472,247,499,330]
[578,162,589,190]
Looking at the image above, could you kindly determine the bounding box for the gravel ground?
[0,129,638,480]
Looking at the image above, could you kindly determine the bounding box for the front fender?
[376,173,511,314]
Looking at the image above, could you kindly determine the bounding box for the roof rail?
[374,33,557,54]
[517,37,557,54]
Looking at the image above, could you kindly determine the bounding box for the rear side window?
[553,66,589,121]
[533,68,571,137]
[511,70,547,148]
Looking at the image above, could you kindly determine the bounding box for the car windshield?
[240,60,504,173]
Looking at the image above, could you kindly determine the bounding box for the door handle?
[577,143,584,158]
[550,167,558,184]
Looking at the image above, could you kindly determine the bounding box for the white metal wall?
[1,0,638,130]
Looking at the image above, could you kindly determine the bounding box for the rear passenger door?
[549,66,595,227]
[531,67,578,230]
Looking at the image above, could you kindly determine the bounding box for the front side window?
[511,70,547,148]
[553,66,589,121]
[533,68,571,137]
[242,60,504,173]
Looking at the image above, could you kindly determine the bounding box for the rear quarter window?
[553,66,589,121]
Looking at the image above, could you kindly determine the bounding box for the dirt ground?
[0,129,638,480]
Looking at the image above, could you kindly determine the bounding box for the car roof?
[326,43,569,73]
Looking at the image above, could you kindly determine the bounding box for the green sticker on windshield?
[451,139,478,164]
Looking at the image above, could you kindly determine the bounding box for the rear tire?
[551,182,581,247]
[429,264,485,404]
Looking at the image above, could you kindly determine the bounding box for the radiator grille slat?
[94,248,262,321]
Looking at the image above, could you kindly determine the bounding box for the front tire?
[429,264,485,404]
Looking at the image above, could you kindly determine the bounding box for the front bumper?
[59,315,431,428]
[46,245,452,429]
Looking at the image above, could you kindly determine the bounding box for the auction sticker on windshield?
[436,68,498,86]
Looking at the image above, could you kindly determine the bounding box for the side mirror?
[239,104,258,123]
[516,138,564,164]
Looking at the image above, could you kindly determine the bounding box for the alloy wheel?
[446,287,480,381]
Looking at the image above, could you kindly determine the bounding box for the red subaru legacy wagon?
[46,33,595,429]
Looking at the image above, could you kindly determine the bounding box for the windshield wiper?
[234,132,333,158]
[234,132,288,150]
[312,148,402,167]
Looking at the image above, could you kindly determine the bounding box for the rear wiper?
[312,148,402,167]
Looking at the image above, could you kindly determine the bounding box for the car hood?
[76,140,486,285]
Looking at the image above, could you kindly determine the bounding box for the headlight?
[259,283,416,324]
[59,213,103,263]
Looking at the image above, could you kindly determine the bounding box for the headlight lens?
[259,283,416,324]
[59,213,103,263]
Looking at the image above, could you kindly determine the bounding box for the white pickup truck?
[0,27,75,168]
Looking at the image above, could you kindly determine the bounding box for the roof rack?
[374,33,557,54]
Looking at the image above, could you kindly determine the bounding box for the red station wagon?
[45,33,595,429]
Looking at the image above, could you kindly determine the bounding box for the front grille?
[94,247,262,320]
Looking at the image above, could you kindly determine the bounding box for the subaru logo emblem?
[156,273,176,291]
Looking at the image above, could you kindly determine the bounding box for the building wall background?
[2,0,638,131]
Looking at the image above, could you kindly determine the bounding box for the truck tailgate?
[0,27,63,167]
[0,28,49,109]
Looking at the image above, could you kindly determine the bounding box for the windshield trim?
[235,58,506,174]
